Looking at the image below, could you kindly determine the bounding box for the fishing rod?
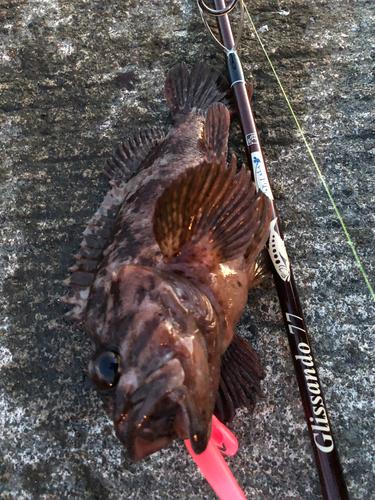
[197,1,350,499]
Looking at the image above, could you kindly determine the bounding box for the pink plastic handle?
[185,416,247,500]
[210,415,238,456]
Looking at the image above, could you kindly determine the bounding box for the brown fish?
[62,63,272,461]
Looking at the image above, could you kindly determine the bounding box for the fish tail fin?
[215,334,265,424]
[165,62,229,119]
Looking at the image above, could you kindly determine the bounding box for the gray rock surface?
[0,0,374,498]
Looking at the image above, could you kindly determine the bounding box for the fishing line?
[199,3,351,497]
[244,3,375,301]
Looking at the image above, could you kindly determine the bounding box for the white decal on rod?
[246,133,258,146]
[268,218,291,281]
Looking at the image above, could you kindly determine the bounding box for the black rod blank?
[203,1,350,498]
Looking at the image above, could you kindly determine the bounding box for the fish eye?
[89,350,122,391]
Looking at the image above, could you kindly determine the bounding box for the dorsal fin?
[104,129,165,187]
[153,157,272,270]
[165,63,229,119]
[214,334,265,423]
[62,129,164,320]
[61,187,122,320]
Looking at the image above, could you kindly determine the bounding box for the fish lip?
[117,356,186,421]
[114,357,190,460]
[113,351,176,423]
[115,388,190,460]
[115,384,210,460]
[114,357,211,459]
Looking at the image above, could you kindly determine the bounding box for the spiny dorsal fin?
[104,129,165,187]
[153,157,272,269]
[62,129,164,320]
[61,189,120,320]
[214,334,265,423]
[202,102,230,163]
[165,62,229,118]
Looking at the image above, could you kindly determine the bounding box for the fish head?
[86,265,221,460]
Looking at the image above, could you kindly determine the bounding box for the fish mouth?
[114,358,209,460]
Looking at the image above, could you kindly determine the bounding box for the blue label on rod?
[251,152,273,200]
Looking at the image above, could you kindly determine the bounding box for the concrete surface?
[0,0,374,498]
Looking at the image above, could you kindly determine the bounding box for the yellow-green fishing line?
[244,4,375,301]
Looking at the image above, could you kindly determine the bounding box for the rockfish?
[62,63,272,461]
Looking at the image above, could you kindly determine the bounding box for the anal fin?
[214,334,265,424]
[202,102,230,163]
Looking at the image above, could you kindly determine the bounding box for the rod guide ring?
[196,0,238,17]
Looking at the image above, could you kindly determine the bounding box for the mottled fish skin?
[64,63,272,461]
[104,114,207,266]
[88,265,222,460]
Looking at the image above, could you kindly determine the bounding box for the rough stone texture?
[0,0,374,499]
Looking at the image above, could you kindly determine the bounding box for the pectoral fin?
[153,157,272,270]
[214,334,265,423]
